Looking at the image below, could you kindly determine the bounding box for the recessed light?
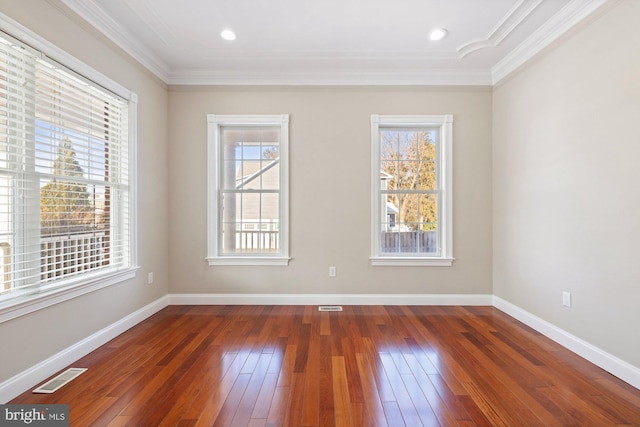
[429,28,448,41]
[221,29,236,41]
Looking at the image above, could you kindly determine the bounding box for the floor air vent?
[33,368,87,394]
[318,306,343,312]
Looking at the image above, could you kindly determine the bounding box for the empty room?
[0,0,639,425]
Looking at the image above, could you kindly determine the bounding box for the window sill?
[0,267,139,324]
[207,256,291,266]
[370,257,454,267]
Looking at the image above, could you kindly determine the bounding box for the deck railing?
[235,230,279,251]
[40,232,108,280]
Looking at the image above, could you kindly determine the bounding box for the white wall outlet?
[148,272,154,284]
[329,266,336,277]
[562,291,571,307]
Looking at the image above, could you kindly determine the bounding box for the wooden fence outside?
[381,231,437,253]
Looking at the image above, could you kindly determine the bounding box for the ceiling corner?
[491,0,612,84]
[61,0,171,83]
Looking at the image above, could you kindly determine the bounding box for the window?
[0,27,136,318]
[371,115,453,266]
[207,114,289,266]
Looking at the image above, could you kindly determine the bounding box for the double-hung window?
[371,115,453,266]
[0,27,136,317]
[207,114,290,266]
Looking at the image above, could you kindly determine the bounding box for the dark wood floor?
[10,305,640,426]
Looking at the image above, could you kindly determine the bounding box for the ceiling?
[60,0,610,86]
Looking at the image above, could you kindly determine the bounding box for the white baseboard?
[0,296,169,403]
[169,293,494,306]
[4,293,638,403]
[493,296,640,390]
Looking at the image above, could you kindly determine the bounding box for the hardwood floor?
[10,305,640,426]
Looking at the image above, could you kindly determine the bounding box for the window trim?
[0,14,138,323]
[206,114,290,266]
[370,114,454,266]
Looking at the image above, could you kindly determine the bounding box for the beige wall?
[169,86,493,296]
[493,0,640,367]
[0,1,169,382]
[4,0,636,398]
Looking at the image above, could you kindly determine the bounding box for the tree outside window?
[371,115,453,266]
[40,137,101,237]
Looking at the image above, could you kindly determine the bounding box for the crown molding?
[458,0,543,59]
[61,0,171,83]
[167,68,493,87]
[491,0,613,84]
[61,0,612,87]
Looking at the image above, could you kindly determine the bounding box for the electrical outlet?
[329,266,336,277]
[562,291,571,307]
[148,272,154,284]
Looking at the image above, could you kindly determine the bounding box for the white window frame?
[0,14,138,323]
[207,114,290,266]
[370,114,453,266]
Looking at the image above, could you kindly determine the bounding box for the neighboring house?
[386,202,398,231]
[234,157,280,231]
[380,171,400,231]
[231,157,280,251]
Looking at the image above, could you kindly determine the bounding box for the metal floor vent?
[33,368,87,394]
[318,306,343,312]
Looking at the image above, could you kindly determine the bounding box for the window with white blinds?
[0,29,135,309]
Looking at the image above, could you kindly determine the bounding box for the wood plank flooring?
[10,305,640,426]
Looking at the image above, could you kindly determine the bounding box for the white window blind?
[0,31,132,304]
